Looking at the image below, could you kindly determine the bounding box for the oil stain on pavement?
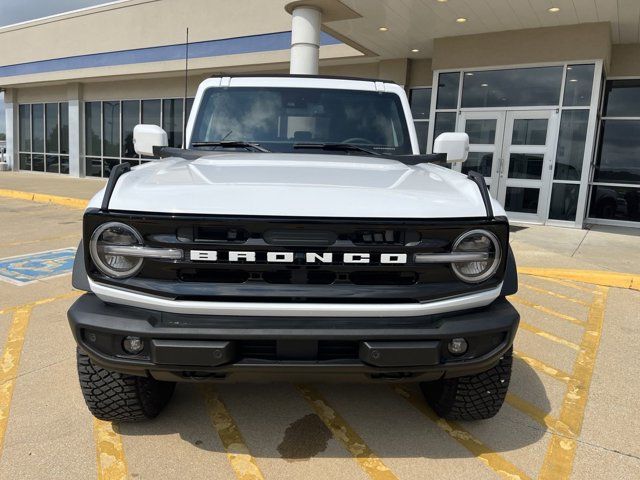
[277,413,332,461]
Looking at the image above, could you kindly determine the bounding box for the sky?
[0,0,111,27]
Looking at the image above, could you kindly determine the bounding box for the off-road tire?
[421,348,512,420]
[77,348,176,422]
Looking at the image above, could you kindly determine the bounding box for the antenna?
[182,27,189,149]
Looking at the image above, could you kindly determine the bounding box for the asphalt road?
[0,194,638,480]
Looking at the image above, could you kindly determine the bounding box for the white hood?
[91,153,501,219]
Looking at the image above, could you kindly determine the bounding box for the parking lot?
[0,175,639,480]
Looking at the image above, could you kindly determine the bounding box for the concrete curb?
[0,189,87,210]
[520,267,640,291]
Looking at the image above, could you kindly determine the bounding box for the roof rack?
[207,73,399,85]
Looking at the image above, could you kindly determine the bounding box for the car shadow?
[117,359,551,461]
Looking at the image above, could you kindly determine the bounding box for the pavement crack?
[570,227,591,258]
[502,413,640,462]
[0,355,74,386]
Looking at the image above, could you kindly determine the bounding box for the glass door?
[497,110,557,223]
[458,111,505,197]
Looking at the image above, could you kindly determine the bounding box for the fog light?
[123,336,144,354]
[448,338,468,355]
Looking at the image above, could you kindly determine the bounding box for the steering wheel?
[342,137,374,145]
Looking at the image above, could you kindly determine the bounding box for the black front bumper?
[68,294,519,383]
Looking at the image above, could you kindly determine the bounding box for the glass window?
[45,103,59,153]
[32,154,44,172]
[508,154,544,179]
[465,119,496,144]
[563,64,594,107]
[505,187,539,214]
[433,112,457,145]
[192,88,412,155]
[85,157,102,177]
[31,104,44,153]
[60,156,69,175]
[554,110,589,181]
[122,100,140,158]
[410,88,431,119]
[103,101,120,157]
[19,154,31,170]
[46,154,59,173]
[414,121,429,154]
[142,99,161,125]
[186,97,195,121]
[511,119,547,145]
[162,98,184,148]
[589,186,640,221]
[594,120,640,184]
[549,183,579,221]
[85,102,101,156]
[603,80,640,117]
[60,103,69,155]
[461,152,493,177]
[19,105,31,152]
[436,73,459,109]
[103,158,120,177]
[462,67,563,108]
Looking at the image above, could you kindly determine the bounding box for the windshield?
[190,87,412,154]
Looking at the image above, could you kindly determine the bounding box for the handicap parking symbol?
[0,247,76,285]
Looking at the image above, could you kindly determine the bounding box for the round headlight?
[451,229,501,283]
[90,222,144,278]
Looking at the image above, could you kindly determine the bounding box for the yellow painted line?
[519,267,639,291]
[297,384,398,480]
[524,275,599,295]
[505,393,565,434]
[0,290,81,316]
[0,306,33,458]
[519,282,590,306]
[2,233,79,248]
[0,188,87,209]
[510,296,585,326]
[201,385,265,480]
[94,419,128,480]
[0,291,85,461]
[539,286,609,480]
[394,386,531,480]
[519,322,580,351]
[513,351,572,383]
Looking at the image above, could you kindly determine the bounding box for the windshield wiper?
[293,142,380,156]
[191,141,270,153]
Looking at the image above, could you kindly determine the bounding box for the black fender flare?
[72,241,91,292]
[500,245,518,296]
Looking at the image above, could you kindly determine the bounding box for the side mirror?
[133,124,168,157]
[433,132,469,163]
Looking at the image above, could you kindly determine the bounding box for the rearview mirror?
[133,124,168,157]
[433,132,469,163]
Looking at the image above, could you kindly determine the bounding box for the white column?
[290,6,322,75]
[4,89,18,170]
[67,83,83,177]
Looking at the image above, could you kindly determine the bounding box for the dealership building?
[1,0,640,228]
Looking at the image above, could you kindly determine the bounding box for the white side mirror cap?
[434,132,469,163]
[133,124,168,157]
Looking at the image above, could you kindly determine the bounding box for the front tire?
[77,349,175,422]
[421,348,512,420]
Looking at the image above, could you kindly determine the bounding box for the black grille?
[84,210,509,303]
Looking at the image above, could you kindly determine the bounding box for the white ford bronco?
[68,75,519,422]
